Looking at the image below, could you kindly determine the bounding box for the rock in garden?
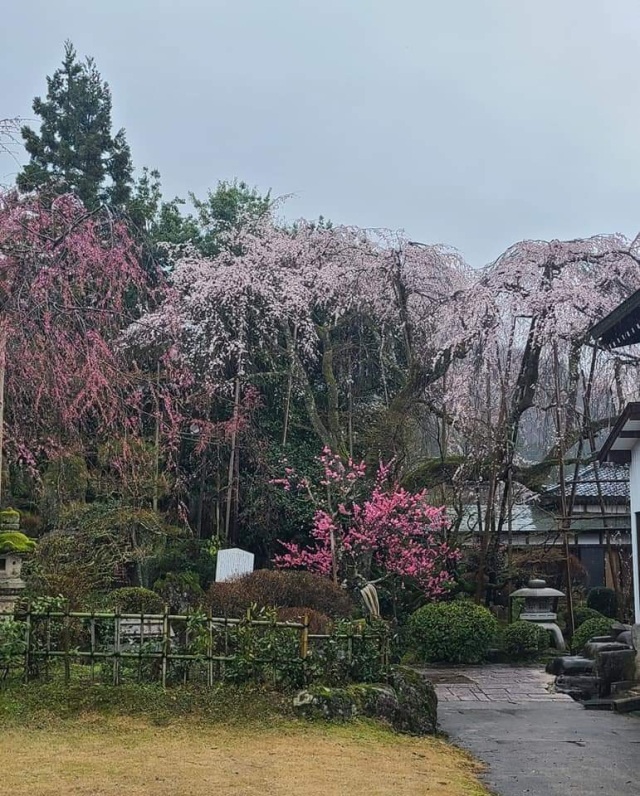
[546,656,595,675]
[555,674,599,700]
[292,666,438,736]
[595,649,637,697]
[584,641,631,658]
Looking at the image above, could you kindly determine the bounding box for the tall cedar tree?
[17,41,133,210]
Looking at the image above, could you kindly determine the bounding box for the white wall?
[630,446,640,621]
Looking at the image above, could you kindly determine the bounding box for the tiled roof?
[543,462,629,504]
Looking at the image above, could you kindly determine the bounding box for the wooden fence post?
[89,611,96,684]
[45,608,51,681]
[63,605,71,684]
[138,611,144,683]
[113,606,121,686]
[23,603,31,683]
[299,614,309,660]
[161,604,169,688]
[207,609,214,687]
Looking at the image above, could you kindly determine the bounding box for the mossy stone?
[0,508,20,531]
[293,666,437,735]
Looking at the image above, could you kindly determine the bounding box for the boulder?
[387,666,438,735]
[612,622,633,635]
[583,641,631,658]
[617,631,633,647]
[293,666,437,735]
[555,674,599,700]
[595,649,637,697]
[546,656,595,676]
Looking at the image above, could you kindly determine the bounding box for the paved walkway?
[420,665,640,796]
[428,663,572,703]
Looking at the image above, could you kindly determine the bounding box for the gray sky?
[2,0,640,265]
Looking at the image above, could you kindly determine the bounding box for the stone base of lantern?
[530,620,566,651]
[0,579,25,614]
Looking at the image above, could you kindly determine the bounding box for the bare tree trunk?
[551,339,575,636]
[282,324,298,447]
[152,362,160,513]
[197,459,206,539]
[224,377,241,543]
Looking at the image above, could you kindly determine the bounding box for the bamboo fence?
[13,606,389,687]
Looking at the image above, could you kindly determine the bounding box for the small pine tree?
[17,41,133,210]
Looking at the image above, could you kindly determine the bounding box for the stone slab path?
[427,663,572,704]
[420,664,640,796]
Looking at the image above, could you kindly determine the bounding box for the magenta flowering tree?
[0,190,146,498]
[273,447,459,599]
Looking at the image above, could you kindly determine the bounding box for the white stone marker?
[215,547,255,582]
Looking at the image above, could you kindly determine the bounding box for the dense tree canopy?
[4,41,640,614]
[17,41,133,210]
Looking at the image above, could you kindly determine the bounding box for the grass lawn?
[0,683,488,796]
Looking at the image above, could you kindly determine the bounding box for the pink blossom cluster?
[273,450,459,598]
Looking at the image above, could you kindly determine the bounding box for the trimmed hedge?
[108,587,164,614]
[502,621,548,660]
[408,601,498,664]
[572,606,606,628]
[570,616,614,654]
[207,570,354,618]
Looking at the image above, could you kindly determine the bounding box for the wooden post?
[63,606,71,684]
[183,609,189,685]
[222,615,229,680]
[299,614,309,660]
[113,606,121,686]
[90,611,96,683]
[161,604,169,688]
[23,603,31,683]
[138,611,144,683]
[207,609,214,687]
[45,609,51,682]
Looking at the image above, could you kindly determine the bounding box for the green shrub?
[502,621,548,660]
[407,601,498,664]
[586,588,618,619]
[572,606,605,628]
[0,617,27,677]
[108,587,164,614]
[154,572,205,613]
[570,616,614,654]
[207,570,354,619]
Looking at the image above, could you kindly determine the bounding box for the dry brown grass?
[4,717,487,796]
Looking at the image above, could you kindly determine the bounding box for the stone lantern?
[510,578,566,650]
[0,508,33,614]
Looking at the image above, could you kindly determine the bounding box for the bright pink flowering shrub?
[273,448,459,599]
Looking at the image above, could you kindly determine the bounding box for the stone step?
[582,697,614,710]
[546,656,595,675]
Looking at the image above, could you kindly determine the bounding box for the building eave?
[598,402,640,462]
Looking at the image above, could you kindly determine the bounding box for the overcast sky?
[2,0,640,265]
